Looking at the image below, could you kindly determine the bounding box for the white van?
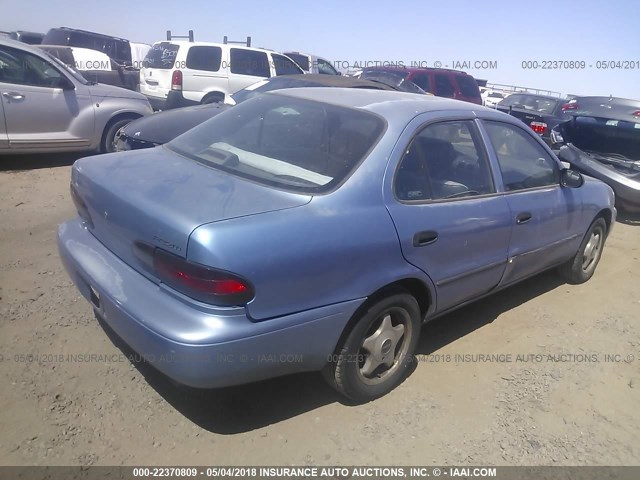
[139,41,304,110]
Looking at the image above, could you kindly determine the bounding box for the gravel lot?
[1,154,639,466]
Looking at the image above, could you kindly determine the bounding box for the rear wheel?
[201,93,224,105]
[326,292,421,402]
[559,217,607,284]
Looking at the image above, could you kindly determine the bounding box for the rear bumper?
[57,218,362,388]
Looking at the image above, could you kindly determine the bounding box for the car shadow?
[415,270,564,356]
[0,152,88,171]
[616,210,640,226]
[96,270,565,434]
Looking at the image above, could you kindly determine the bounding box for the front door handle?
[2,91,25,101]
[413,230,439,247]
[516,212,532,225]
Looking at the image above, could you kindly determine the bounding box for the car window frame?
[392,117,498,205]
[478,119,562,193]
[0,45,71,89]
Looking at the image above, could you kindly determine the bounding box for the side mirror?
[561,168,584,188]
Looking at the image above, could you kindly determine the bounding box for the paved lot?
[1,154,639,466]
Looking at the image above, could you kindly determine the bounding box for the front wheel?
[101,117,136,153]
[326,292,421,402]
[559,217,607,284]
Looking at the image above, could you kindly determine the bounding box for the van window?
[272,54,302,75]
[411,73,430,92]
[434,74,455,97]
[144,43,180,69]
[186,46,221,72]
[230,48,270,77]
[456,75,479,98]
[285,53,309,71]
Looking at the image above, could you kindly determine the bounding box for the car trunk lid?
[71,147,311,279]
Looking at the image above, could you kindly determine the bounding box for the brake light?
[632,111,640,117]
[70,183,93,228]
[171,70,182,91]
[153,248,254,306]
[530,121,547,134]
[562,102,578,111]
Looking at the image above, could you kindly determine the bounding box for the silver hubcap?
[582,230,602,272]
[358,311,409,385]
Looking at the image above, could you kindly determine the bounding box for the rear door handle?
[413,230,438,247]
[516,212,532,224]
[2,91,25,100]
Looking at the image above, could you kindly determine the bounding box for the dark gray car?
[551,96,640,212]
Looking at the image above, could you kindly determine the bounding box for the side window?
[229,49,270,77]
[0,46,65,88]
[316,58,338,75]
[395,121,495,201]
[434,74,455,97]
[186,46,222,72]
[411,73,430,92]
[272,54,302,76]
[483,121,560,191]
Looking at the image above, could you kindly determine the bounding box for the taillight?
[70,183,93,228]
[530,121,547,134]
[632,110,640,117]
[153,248,254,306]
[171,70,182,91]
[562,102,578,111]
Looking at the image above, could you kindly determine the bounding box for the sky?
[2,0,639,98]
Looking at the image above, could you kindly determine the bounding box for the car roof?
[46,27,129,43]
[153,40,281,54]
[270,87,492,120]
[507,92,562,101]
[362,66,471,75]
[272,74,394,90]
[0,37,51,57]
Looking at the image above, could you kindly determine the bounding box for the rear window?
[144,43,179,69]
[284,53,309,71]
[169,94,386,194]
[186,46,221,72]
[272,54,303,75]
[230,48,270,77]
[455,75,479,98]
[434,74,455,97]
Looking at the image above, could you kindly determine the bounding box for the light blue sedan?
[58,88,615,402]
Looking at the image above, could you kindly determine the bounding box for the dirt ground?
[1,154,639,467]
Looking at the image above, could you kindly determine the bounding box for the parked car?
[6,31,44,45]
[496,93,570,145]
[352,67,482,104]
[283,51,340,75]
[59,88,615,402]
[139,41,304,110]
[115,73,398,151]
[39,45,139,91]
[42,28,147,68]
[550,96,640,212]
[0,38,152,154]
[482,89,509,108]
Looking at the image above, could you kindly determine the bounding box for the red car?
[355,67,482,105]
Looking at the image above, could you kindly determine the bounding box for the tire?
[326,292,421,402]
[559,217,607,284]
[101,117,136,153]
[201,94,223,105]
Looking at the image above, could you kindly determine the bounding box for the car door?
[0,45,93,150]
[479,119,581,285]
[386,116,512,313]
[0,98,8,149]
